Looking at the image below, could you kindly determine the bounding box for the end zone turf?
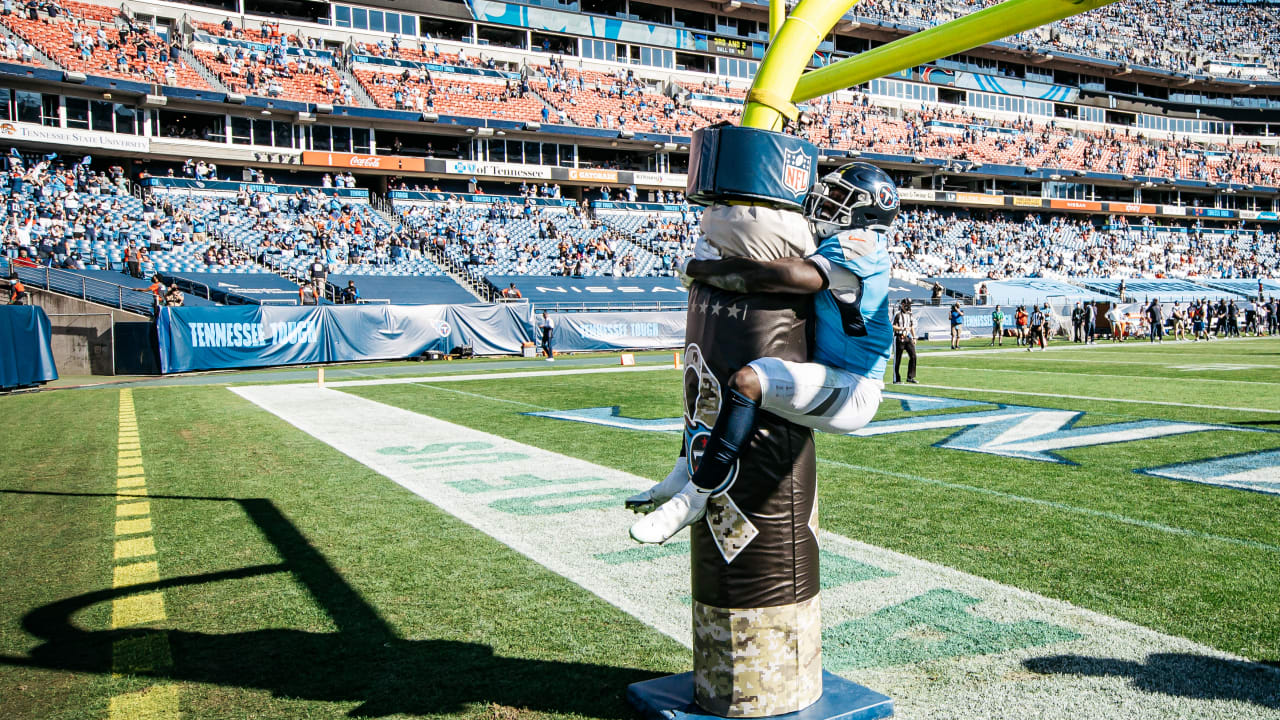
[230,381,1279,720]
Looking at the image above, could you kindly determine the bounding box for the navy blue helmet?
[803,162,900,238]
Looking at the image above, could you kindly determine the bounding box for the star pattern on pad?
[726,304,743,319]
[709,302,723,316]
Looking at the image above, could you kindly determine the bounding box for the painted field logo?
[525,393,1280,493]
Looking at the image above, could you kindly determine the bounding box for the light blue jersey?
[806,229,893,381]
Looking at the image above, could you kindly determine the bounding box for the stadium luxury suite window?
[331,5,418,35]
[582,39,618,62]
[230,117,295,148]
[12,91,46,126]
[718,58,758,80]
[65,98,89,130]
[310,126,370,154]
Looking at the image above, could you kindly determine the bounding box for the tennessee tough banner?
[156,304,533,373]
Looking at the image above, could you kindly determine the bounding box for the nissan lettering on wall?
[486,276,687,306]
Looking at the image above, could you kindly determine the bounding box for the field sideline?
[1,338,1278,719]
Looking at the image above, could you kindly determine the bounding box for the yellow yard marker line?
[117,502,150,517]
[115,518,153,536]
[113,562,159,588]
[108,686,178,719]
[113,535,156,560]
[109,390,178,718]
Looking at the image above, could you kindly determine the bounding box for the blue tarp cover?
[0,306,58,389]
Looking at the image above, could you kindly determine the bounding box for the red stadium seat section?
[0,2,208,88]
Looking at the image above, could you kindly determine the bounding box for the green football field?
[2,337,1278,719]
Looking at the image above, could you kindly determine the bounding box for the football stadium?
[1,0,1278,718]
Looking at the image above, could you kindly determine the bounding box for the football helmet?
[803,162,900,238]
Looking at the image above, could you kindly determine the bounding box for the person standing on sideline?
[892,299,918,384]
[949,302,964,349]
[1041,302,1055,342]
[537,310,555,361]
[1071,302,1085,343]
[1014,305,1028,346]
[989,305,1005,346]
[1170,302,1186,341]
[1028,304,1046,351]
[1147,299,1164,343]
[1105,303,1124,342]
[1085,301,1097,344]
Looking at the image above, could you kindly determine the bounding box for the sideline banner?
[550,311,685,351]
[156,303,533,373]
[0,306,58,389]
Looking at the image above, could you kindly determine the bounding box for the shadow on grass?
[1024,654,1280,709]
[0,490,662,718]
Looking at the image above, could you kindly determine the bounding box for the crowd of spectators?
[0,0,206,87]
[395,196,667,281]
[2,150,1276,311]
[2,153,132,269]
[199,42,347,103]
[852,0,1280,78]
[890,207,1280,280]
[531,59,704,135]
[775,94,1280,187]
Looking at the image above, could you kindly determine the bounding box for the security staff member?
[537,310,555,361]
[4,272,27,305]
[892,299,918,384]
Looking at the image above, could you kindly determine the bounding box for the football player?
[628,162,898,544]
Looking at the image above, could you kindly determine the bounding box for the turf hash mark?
[232,383,1280,719]
[109,390,179,719]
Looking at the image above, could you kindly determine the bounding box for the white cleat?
[629,481,710,544]
[625,457,689,514]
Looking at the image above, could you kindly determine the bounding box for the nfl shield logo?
[782,148,812,196]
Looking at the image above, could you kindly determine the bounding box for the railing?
[539,301,689,313]
[1,260,155,315]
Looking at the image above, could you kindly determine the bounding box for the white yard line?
[230,383,1279,720]
[907,384,1280,414]
[927,354,1280,370]
[925,336,1270,357]
[324,364,674,388]
[916,366,1280,386]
